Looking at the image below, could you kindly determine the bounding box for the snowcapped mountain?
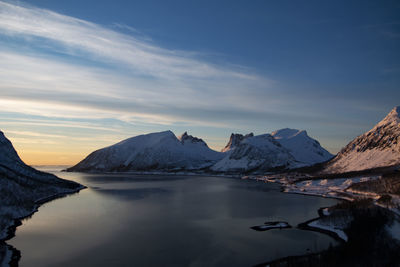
[68,128,332,174]
[67,131,224,172]
[271,128,333,166]
[211,129,332,173]
[221,133,254,153]
[211,133,296,173]
[323,106,400,173]
[0,130,82,240]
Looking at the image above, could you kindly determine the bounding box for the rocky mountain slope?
[0,130,83,241]
[211,133,296,173]
[211,129,332,173]
[66,131,224,172]
[68,129,332,174]
[323,106,400,173]
[221,133,254,153]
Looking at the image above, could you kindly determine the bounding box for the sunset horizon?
[1,1,399,165]
[1,1,400,266]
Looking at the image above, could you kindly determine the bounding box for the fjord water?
[9,167,338,266]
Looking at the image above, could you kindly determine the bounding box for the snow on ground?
[323,106,400,173]
[325,148,400,173]
[308,220,348,242]
[251,222,291,231]
[0,130,84,242]
[283,176,380,200]
[321,208,330,216]
[249,174,400,242]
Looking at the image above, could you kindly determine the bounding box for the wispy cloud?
[5,130,68,138]
[0,0,289,129]
[1,0,379,161]
[4,0,363,132]
[0,1,259,80]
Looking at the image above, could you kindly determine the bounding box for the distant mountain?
[211,133,296,173]
[271,128,333,166]
[211,129,332,173]
[66,131,224,172]
[323,106,400,173]
[221,133,254,153]
[67,128,332,174]
[0,130,82,240]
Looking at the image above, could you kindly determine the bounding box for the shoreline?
[297,216,347,243]
[3,171,397,266]
[1,185,86,243]
[64,169,244,179]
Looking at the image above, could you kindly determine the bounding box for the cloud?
[0,1,259,81]
[1,0,377,157]
[0,0,294,129]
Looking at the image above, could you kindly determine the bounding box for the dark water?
[8,167,339,266]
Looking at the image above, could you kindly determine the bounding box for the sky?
[0,0,399,165]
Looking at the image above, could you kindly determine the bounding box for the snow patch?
[308,220,348,241]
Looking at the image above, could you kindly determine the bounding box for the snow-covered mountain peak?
[377,106,400,126]
[212,132,295,173]
[178,132,207,146]
[115,130,177,148]
[67,130,223,172]
[221,132,253,152]
[271,128,307,140]
[323,106,400,173]
[271,128,333,166]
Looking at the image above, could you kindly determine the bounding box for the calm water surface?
[8,167,339,266]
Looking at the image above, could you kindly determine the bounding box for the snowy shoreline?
[0,185,86,242]
[245,174,400,242]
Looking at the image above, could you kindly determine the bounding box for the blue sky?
[0,0,399,164]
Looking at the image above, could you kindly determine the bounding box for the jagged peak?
[222,132,253,152]
[0,130,13,146]
[0,130,6,142]
[178,131,188,141]
[178,131,206,145]
[378,106,400,125]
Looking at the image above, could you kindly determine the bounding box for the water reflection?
[7,170,339,267]
[94,188,170,201]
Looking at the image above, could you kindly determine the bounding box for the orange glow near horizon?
[16,150,84,166]
[7,134,226,166]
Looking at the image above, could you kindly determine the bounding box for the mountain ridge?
[322,106,400,173]
[67,131,224,172]
[67,128,332,174]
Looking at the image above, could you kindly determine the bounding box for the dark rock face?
[222,133,254,152]
[178,132,207,146]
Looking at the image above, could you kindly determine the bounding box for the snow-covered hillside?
[0,130,83,241]
[67,131,224,172]
[271,128,333,166]
[323,106,400,173]
[211,133,297,173]
[68,129,332,174]
[211,129,332,173]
